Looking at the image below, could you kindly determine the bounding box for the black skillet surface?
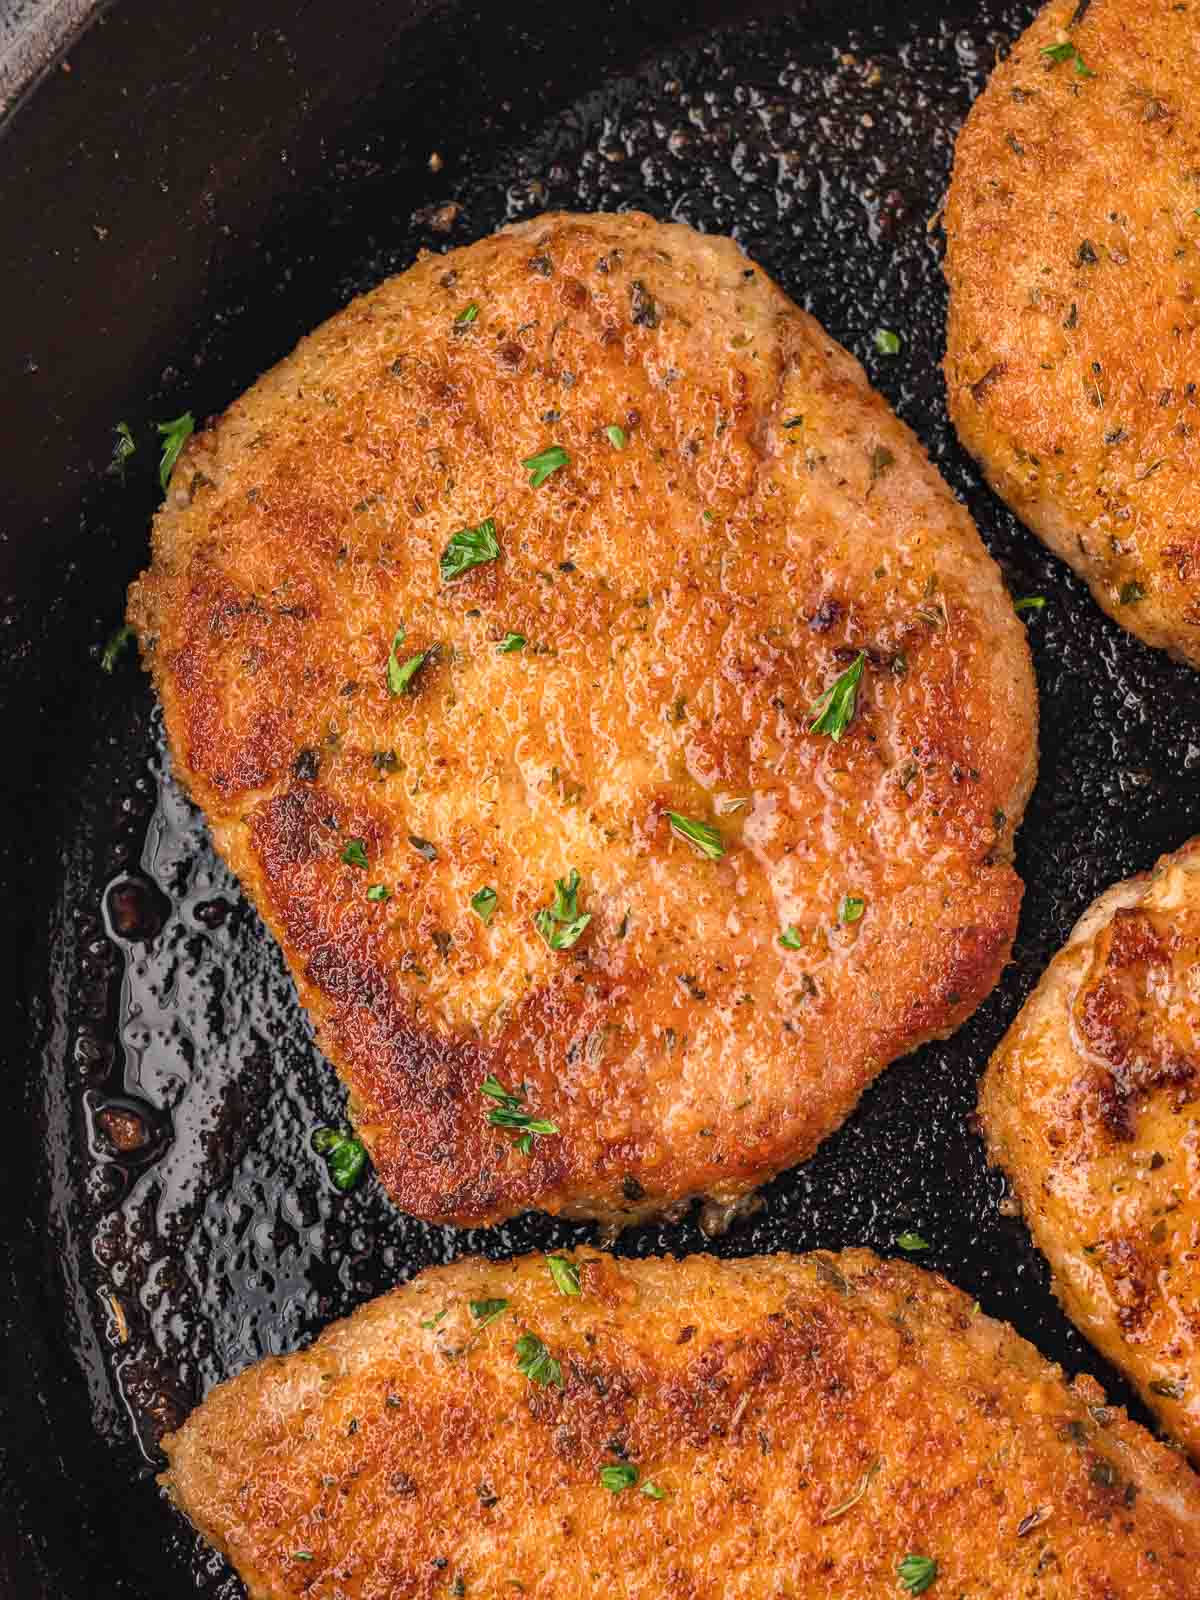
[5,0,1200,1595]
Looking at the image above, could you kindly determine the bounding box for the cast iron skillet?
[3,1,1196,1594]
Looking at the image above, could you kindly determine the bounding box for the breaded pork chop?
[161,1248,1200,1600]
[982,838,1200,1463]
[129,211,1036,1228]
[944,0,1200,665]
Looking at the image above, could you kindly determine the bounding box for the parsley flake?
[1120,580,1146,605]
[605,424,627,449]
[101,623,136,673]
[341,838,369,869]
[896,1232,930,1252]
[522,444,570,487]
[471,886,498,925]
[600,1463,639,1493]
[874,329,902,356]
[155,411,194,490]
[108,421,136,480]
[546,1255,581,1296]
[366,883,391,903]
[420,1308,448,1329]
[469,1297,509,1328]
[641,1481,667,1500]
[1014,595,1046,614]
[898,1555,938,1594]
[481,1075,558,1150]
[1041,39,1094,77]
[497,632,526,653]
[779,926,803,950]
[440,517,501,583]
[293,1552,314,1562]
[667,812,724,861]
[455,302,480,324]
[838,895,866,924]
[388,625,436,696]
[311,1127,368,1191]
[809,652,866,741]
[533,868,592,950]
[515,1332,563,1388]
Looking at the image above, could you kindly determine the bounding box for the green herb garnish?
[293,1552,314,1563]
[898,1555,938,1594]
[1014,596,1045,614]
[341,838,369,868]
[469,1297,509,1328]
[156,411,194,490]
[778,926,803,950]
[311,1127,368,1191]
[605,424,627,449]
[455,302,480,324]
[522,444,570,487]
[440,517,501,582]
[809,652,866,741]
[874,329,902,356]
[896,1232,930,1252]
[1120,580,1146,605]
[640,1481,667,1500]
[838,895,865,924]
[481,1075,558,1153]
[387,624,436,695]
[420,1308,448,1329]
[533,868,592,950]
[515,1332,563,1388]
[666,812,724,861]
[471,886,498,925]
[108,421,136,480]
[497,632,526,653]
[546,1255,581,1296]
[366,883,391,902]
[1041,40,1094,76]
[101,623,136,673]
[600,1464,638,1493]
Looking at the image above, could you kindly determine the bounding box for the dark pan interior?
[5,0,1199,1595]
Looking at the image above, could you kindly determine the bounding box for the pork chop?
[161,1247,1200,1599]
[129,211,1037,1227]
[982,837,1200,1463]
[944,0,1200,664]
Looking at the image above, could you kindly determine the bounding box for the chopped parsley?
[388,625,435,695]
[420,1308,448,1330]
[783,415,804,429]
[1120,580,1146,605]
[896,1232,930,1252]
[515,1332,563,1388]
[293,1552,314,1562]
[311,1127,368,1191]
[469,1297,509,1328]
[533,868,592,950]
[155,411,194,490]
[546,1255,581,1296]
[341,838,369,868]
[838,895,866,924]
[874,329,902,356]
[101,623,136,673]
[455,302,480,324]
[1041,39,1094,77]
[605,424,627,449]
[897,1555,938,1594]
[809,652,866,741]
[470,886,498,925]
[667,812,724,861]
[440,517,501,583]
[108,421,136,480]
[366,883,392,903]
[778,926,803,950]
[481,1075,558,1153]
[522,444,570,487]
[1014,595,1045,614]
[600,1464,638,1493]
[497,632,526,653]
[641,1480,667,1500]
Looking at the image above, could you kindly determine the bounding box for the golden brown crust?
[944,0,1200,665]
[981,837,1200,1462]
[130,211,1036,1226]
[160,1248,1200,1600]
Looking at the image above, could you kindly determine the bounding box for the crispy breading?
[129,212,1036,1226]
[982,837,1200,1463]
[944,0,1200,664]
[161,1248,1200,1599]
